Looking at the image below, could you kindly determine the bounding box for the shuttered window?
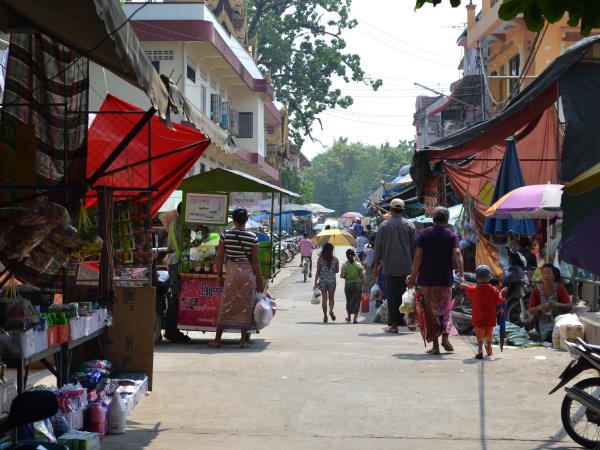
[238,112,253,138]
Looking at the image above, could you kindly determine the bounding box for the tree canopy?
[304,139,414,213]
[280,166,315,204]
[415,0,600,35]
[247,0,382,148]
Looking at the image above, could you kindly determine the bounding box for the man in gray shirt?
[372,198,416,333]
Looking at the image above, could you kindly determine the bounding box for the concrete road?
[104,254,580,450]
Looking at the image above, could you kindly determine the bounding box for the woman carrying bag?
[209,208,264,349]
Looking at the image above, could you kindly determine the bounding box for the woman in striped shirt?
[209,208,264,349]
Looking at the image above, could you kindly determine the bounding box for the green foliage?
[414,0,600,35]
[304,138,415,213]
[247,0,382,148]
[280,167,315,204]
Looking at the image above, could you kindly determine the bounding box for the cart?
[175,168,298,333]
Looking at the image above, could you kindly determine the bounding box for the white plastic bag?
[370,283,381,302]
[402,288,415,307]
[254,295,274,329]
[554,313,584,350]
[311,288,321,305]
[373,300,388,324]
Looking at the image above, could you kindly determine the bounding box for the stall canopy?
[180,168,299,197]
[0,0,170,119]
[87,94,210,216]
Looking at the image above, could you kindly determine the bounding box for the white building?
[89,1,281,183]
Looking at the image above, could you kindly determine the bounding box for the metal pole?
[593,275,599,313]
[270,193,275,277]
[278,193,283,270]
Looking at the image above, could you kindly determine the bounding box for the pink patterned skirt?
[217,260,257,331]
[416,286,457,343]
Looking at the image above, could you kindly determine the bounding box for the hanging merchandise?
[457,194,480,249]
[72,201,103,260]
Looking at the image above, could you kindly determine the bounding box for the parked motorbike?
[550,338,600,449]
[0,390,67,449]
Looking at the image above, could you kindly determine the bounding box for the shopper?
[209,208,264,349]
[407,206,464,354]
[356,231,369,260]
[362,236,376,290]
[314,243,339,323]
[299,233,314,277]
[462,265,503,359]
[372,198,416,333]
[341,249,365,324]
[165,203,191,343]
[350,219,363,238]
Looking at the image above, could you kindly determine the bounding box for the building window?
[509,54,520,95]
[200,163,206,173]
[187,64,196,83]
[238,112,253,138]
[210,94,220,122]
[200,85,207,114]
[150,60,160,73]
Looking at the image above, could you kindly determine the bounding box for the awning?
[0,0,170,120]
[87,94,210,216]
[180,168,299,197]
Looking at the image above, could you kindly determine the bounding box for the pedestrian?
[461,265,503,359]
[356,231,368,260]
[372,198,416,334]
[314,242,339,323]
[362,236,376,290]
[407,206,464,354]
[341,249,365,324]
[299,233,314,277]
[350,219,363,238]
[209,208,264,349]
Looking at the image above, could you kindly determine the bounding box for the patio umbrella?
[561,162,600,275]
[483,139,535,236]
[313,229,356,247]
[485,184,564,219]
[341,212,364,219]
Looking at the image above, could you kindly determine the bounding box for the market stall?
[175,168,298,333]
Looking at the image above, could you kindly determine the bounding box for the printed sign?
[230,192,263,212]
[178,277,223,327]
[185,193,228,225]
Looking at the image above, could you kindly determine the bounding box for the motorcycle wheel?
[506,298,533,330]
[561,377,600,449]
[452,291,473,335]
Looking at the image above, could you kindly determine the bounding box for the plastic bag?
[554,313,584,350]
[254,294,274,329]
[311,288,321,305]
[373,300,388,324]
[402,288,415,307]
[370,283,382,302]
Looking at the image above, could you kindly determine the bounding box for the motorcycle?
[550,338,600,449]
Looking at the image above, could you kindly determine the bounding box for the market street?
[104,252,577,450]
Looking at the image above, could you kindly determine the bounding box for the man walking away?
[372,199,416,334]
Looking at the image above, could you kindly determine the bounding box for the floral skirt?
[217,260,257,331]
[416,286,457,343]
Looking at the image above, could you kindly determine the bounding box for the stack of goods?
[49,383,88,436]
[71,360,112,392]
[0,290,46,357]
[64,303,108,341]
[113,200,152,267]
[58,431,101,450]
[0,203,79,272]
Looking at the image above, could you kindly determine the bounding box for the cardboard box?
[105,287,155,390]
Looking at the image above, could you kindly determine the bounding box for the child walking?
[341,249,365,324]
[462,265,504,359]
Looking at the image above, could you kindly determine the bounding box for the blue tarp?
[483,139,535,235]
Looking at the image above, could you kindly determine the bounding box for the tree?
[415,0,600,36]
[247,0,382,148]
[280,166,315,204]
[304,138,415,213]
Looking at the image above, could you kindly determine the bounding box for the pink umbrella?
[485,184,563,219]
[341,211,363,219]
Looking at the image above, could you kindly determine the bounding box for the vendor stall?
[175,169,298,332]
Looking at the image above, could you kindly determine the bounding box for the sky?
[301,0,475,160]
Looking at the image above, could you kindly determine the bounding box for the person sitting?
[528,263,572,342]
[518,237,538,270]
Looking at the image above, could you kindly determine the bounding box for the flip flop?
[441,341,454,352]
[384,328,399,334]
[207,341,221,348]
[426,348,440,355]
[330,312,336,321]
[239,342,250,349]
[345,318,350,323]
[475,353,483,360]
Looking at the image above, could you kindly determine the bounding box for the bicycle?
[301,256,312,283]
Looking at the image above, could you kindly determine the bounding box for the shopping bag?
[402,288,415,307]
[254,294,275,329]
[311,288,321,305]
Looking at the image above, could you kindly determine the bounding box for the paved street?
[104,253,579,450]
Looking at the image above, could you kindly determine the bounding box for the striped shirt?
[220,229,258,261]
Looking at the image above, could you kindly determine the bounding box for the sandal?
[353,320,358,324]
[323,315,328,323]
[475,352,483,360]
[426,347,440,355]
[384,327,398,334]
[441,340,454,352]
[239,341,250,349]
[345,317,350,323]
[207,341,221,348]
[329,311,336,321]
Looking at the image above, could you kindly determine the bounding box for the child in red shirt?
[462,265,504,359]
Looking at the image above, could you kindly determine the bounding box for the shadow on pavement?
[358,331,414,337]
[296,321,348,325]
[154,339,270,354]
[393,353,452,361]
[102,421,162,449]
